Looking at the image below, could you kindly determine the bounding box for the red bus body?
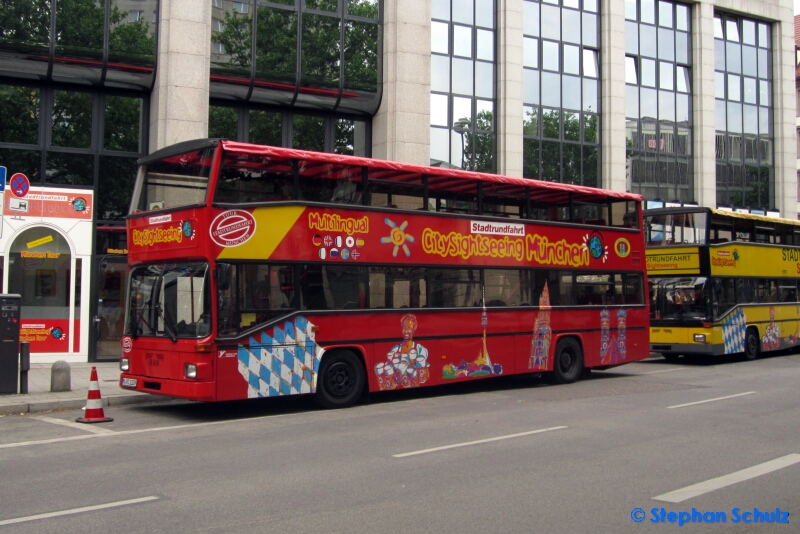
[120,140,649,405]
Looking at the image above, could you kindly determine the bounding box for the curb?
[0,393,174,415]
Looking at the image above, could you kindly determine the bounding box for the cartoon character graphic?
[374,314,430,390]
[442,296,503,379]
[529,281,552,370]
[761,306,781,351]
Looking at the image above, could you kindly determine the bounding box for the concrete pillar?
[693,2,717,208]
[496,0,524,177]
[601,0,627,192]
[149,0,212,152]
[372,0,431,165]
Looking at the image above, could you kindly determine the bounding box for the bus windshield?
[649,277,711,321]
[126,262,212,340]
[645,211,707,245]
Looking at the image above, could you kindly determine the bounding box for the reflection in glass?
[52,91,92,148]
[626,85,639,118]
[98,156,137,220]
[301,14,340,89]
[541,140,561,181]
[431,94,449,126]
[104,96,142,152]
[249,110,281,145]
[475,62,493,98]
[46,152,94,186]
[563,44,580,75]
[562,143,581,184]
[541,72,560,108]
[726,102,742,134]
[727,74,740,101]
[626,56,638,84]
[542,41,559,71]
[523,138,539,178]
[582,13,597,48]
[524,37,538,69]
[293,115,325,151]
[640,25,656,57]
[523,1,539,37]
[583,49,598,77]
[432,0,449,20]
[564,111,580,141]
[659,61,672,90]
[454,25,472,58]
[524,69,539,104]
[255,8,297,85]
[209,106,239,139]
[431,127,449,163]
[657,28,674,61]
[431,54,450,92]
[523,106,539,136]
[344,19,378,91]
[641,58,656,87]
[0,149,41,182]
[0,86,40,145]
[583,78,597,113]
[477,29,493,61]
[542,108,560,138]
[476,0,494,28]
[452,58,474,95]
[453,0,474,25]
[540,5,560,41]
[348,0,378,19]
[562,10,580,44]
[562,75,580,111]
[432,21,449,54]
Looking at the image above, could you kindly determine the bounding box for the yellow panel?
[646,247,701,275]
[217,206,306,260]
[709,243,800,278]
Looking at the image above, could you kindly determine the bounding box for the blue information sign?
[0,166,5,191]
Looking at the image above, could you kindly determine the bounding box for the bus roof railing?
[139,138,644,206]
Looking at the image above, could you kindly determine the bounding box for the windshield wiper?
[156,303,178,343]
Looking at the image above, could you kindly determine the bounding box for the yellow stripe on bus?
[217,206,306,260]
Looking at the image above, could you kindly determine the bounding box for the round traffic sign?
[10,173,30,198]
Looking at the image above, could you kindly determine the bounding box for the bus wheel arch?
[550,336,584,384]
[744,327,760,361]
[315,348,366,409]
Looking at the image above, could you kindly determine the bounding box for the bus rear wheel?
[744,327,760,361]
[316,350,365,409]
[550,338,584,384]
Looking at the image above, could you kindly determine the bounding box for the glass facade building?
[713,13,774,210]
[625,0,692,203]
[429,0,496,172]
[521,0,600,186]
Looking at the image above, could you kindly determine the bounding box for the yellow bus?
[645,206,800,361]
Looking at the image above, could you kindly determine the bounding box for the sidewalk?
[0,362,169,415]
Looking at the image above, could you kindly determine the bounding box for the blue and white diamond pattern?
[237,316,324,398]
[722,308,747,355]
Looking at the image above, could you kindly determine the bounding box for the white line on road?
[667,391,755,409]
[392,426,568,458]
[0,496,159,526]
[641,368,688,375]
[33,416,115,435]
[0,413,294,449]
[653,454,800,503]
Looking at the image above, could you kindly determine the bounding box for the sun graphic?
[380,218,414,257]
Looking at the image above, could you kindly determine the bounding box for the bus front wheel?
[550,338,584,384]
[316,350,365,409]
[744,328,760,361]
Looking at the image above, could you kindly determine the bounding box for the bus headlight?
[120,358,130,372]
[693,334,706,343]
[185,363,198,379]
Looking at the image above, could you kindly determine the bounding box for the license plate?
[121,378,138,388]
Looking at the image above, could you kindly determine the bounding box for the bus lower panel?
[650,343,726,356]
[119,373,216,402]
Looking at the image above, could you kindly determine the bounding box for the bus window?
[301,265,366,310]
[622,273,643,304]
[369,267,427,309]
[216,153,295,204]
[429,268,481,308]
[576,274,611,305]
[484,269,529,306]
[779,283,797,302]
[298,162,364,204]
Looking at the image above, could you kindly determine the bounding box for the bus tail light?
[185,363,198,379]
[196,343,212,353]
[702,322,712,328]
[693,334,706,343]
[120,358,130,372]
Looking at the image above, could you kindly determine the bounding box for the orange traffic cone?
[75,366,113,424]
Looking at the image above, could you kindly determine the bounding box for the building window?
[430,0,496,172]
[522,0,600,186]
[714,13,773,210]
[212,0,223,7]
[212,17,224,32]
[212,41,226,54]
[232,1,248,14]
[625,0,692,203]
[128,10,145,22]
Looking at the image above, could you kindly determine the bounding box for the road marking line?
[0,496,159,526]
[667,391,755,409]
[392,426,568,458]
[642,368,687,375]
[653,454,800,503]
[0,413,294,449]
[33,416,115,435]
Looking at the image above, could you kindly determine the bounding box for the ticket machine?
[0,294,21,394]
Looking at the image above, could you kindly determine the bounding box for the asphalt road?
[1,352,799,533]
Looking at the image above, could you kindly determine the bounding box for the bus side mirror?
[216,263,231,291]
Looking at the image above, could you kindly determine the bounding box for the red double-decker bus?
[119,139,649,408]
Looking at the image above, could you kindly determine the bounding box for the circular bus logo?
[614,238,631,258]
[209,210,256,247]
[121,336,132,353]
